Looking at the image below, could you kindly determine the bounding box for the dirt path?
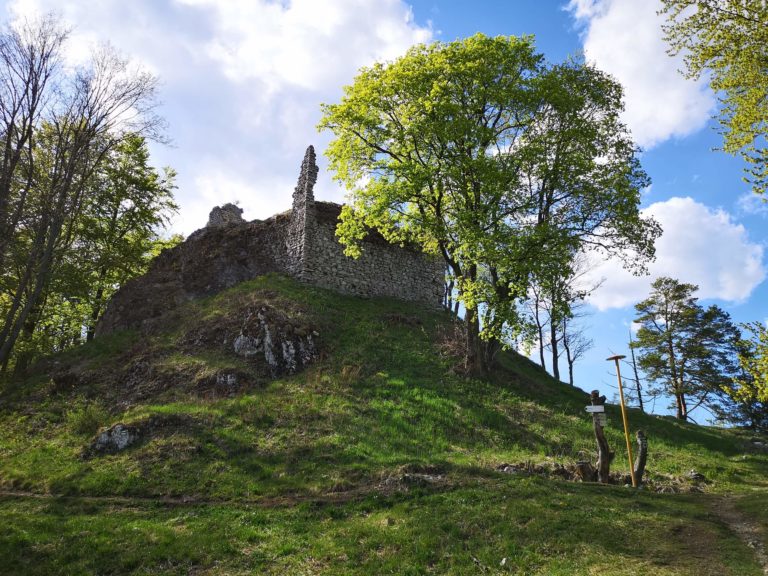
[0,472,450,509]
[710,496,768,575]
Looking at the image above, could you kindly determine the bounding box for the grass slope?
[0,274,766,575]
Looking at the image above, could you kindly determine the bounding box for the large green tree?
[660,0,768,195]
[632,277,741,422]
[319,34,659,374]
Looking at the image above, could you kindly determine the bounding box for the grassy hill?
[1,274,766,575]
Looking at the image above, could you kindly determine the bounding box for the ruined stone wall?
[286,146,318,278]
[96,146,444,336]
[95,216,293,336]
[303,204,444,308]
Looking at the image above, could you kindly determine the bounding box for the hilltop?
[0,274,766,575]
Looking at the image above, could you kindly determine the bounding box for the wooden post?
[607,355,637,488]
[634,429,648,485]
[590,390,612,483]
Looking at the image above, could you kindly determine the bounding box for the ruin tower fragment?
[288,145,318,278]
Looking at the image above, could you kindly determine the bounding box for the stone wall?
[303,204,444,306]
[96,146,444,336]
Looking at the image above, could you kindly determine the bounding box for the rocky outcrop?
[232,306,317,376]
[88,423,141,455]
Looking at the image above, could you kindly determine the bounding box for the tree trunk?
[11,298,45,377]
[534,296,546,370]
[628,334,645,413]
[465,306,487,376]
[562,319,575,385]
[550,319,560,381]
[674,390,689,421]
[86,273,107,342]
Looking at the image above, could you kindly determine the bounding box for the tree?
[559,303,594,387]
[528,251,599,383]
[625,330,648,413]
[0,14,164,372]
[4,135,178,375]
[73,135,177,341]
[720,321,768,430]
[660,0,768,195]
[319,34,659,375]
[632,277,741,421]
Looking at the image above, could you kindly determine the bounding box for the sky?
[3,0,766,420]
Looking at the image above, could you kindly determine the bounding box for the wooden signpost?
[606,354,638,488]
[588,390,612,483]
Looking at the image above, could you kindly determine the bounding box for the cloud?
[567,0,714,149]
[5,0,432,235]
[736,192,768,217]
[584,197,766,310]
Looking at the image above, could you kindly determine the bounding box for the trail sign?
[585,405,605,413]
[595,413,608,427]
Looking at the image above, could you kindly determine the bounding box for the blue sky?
[4,0,766,419]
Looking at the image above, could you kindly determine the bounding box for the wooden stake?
[607,355,637,487]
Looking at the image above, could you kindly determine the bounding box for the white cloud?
[5,0,432,234]
[178,0,430,93]
[585,197,766,310]
[736,192,768,217]
[567,0,714,149]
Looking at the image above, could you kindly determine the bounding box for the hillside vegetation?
[0,275,766,575]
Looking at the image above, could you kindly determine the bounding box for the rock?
[233,333,261,358]
[88,423,140,455]
[687,469,706,481]
[216,372,238,388]
[232,306,317,377]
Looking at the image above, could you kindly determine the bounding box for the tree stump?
[634,429,648,485]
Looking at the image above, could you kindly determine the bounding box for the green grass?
[0,274,765,574]
[0,482,760,575]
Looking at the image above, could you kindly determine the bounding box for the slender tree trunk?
[86,282,105,342]
[628,333,645,413]
[562,319,575,385]
[550,318,560,381]
[674,390,687,421]
[11,298,45,377]
[0,212,49,348]
[533,295,546,370]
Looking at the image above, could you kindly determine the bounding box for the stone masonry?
[95,146,444,336]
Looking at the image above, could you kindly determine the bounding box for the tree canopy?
[319,33,660,374]
[660,0,768,195]
[632,277,741,422]
[0,14,171,376]
[725,321,768,430]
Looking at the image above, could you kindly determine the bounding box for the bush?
[66,402,109,436]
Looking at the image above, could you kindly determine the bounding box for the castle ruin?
[95,146,444,336]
